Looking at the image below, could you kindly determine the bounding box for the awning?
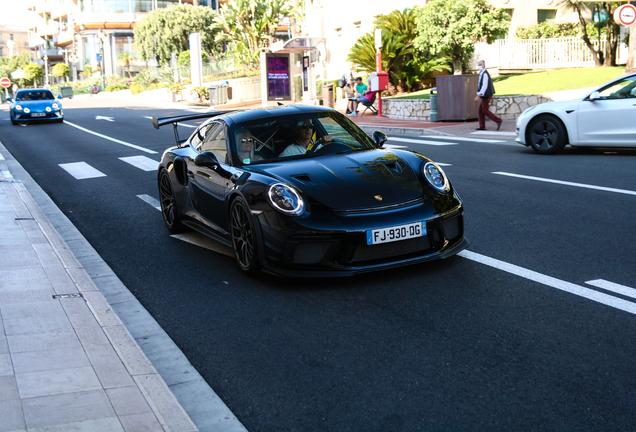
[269,37,326,54]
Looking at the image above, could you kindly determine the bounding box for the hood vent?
[291,174,314,183]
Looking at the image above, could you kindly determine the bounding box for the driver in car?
[279,119,333,157]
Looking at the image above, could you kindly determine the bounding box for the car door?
[576,76,636,145]
[187,121,233,234]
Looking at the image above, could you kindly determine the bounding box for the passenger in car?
[279,119,333,157]
[236,128,263,164]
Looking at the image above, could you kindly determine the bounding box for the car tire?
[158,169,187,234]
[11,120,17,125]
[230,197,259,274]
[527,115,567,155]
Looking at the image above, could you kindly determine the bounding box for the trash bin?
[59,86,74,99]
[322,83,334,108]
[208,85,217,106]
[429,88,438,122]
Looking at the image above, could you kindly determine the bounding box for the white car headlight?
[24,107,30,113]
[15,105,23,111]
[422,162,450,192]
[46,107,52,112]
[52,103,59,109]
[268,183,305,216]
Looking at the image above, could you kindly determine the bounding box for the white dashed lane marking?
[586,279,636,300]
[120,156,159,172]
[459,250,636,316]
[493,172,636,196]
[59,162,106,180]
[422,136,506,143]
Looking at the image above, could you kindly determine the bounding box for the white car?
[516,72,636,154]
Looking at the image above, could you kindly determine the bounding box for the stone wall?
[380,94,551,121]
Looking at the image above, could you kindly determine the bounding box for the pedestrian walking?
[474,60,502,131]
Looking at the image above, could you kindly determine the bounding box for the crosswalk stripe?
[59,162,106,180]
[137,194,161,210]
[120,156,159,172]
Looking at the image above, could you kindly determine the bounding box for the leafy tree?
[24,63,43,87]
[558,0,622,67]
[134,4,221,65]
[414,0,510,74]
[52,63,70,79]
[213,0,302,68]
[0,53,32,87]
[118,52,136,78]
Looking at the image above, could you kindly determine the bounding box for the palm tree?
[347,8,451,93]
[118,52,135,78]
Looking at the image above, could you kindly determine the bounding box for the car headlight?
[422,162,450,192]
[268,183,305,216]
[52,103,59,109]
[24,108,30,113]
[15,105,23,111]
[46,107,52,112]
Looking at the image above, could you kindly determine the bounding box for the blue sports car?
[8,89,64,125]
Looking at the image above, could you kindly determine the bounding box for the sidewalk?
[0,148,200,430]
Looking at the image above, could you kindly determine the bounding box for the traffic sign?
[0,77,11,88]
[614,4,636,27]
[96,53,102,62]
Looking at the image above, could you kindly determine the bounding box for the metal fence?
[474,37,629,70]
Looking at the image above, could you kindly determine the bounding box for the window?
[538,9,556,23]
[201,123,228,162]
[10,34,14,40]
[597,77,636,100]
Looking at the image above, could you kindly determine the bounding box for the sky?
[0,0,42,27]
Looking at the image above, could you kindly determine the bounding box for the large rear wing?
[152,110,233,146]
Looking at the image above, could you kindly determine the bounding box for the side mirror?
[372,131,387,148]
[194,151,219,168]
[6,97,11,102]
[589,91,600,101]
[57,94,62,99]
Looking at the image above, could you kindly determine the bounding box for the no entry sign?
[614,4,636,27]
[0,77,11,88]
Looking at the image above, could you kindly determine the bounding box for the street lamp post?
[43,55,49,87]
[96,29,107,91]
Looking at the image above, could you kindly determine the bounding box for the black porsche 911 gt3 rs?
[154,105,467,277]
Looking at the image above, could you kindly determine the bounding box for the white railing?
[474,37,629,70]
[225,76,261,103]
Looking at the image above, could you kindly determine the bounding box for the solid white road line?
[493,172,636,196]
[388,137,458,146]
[421,136,506,143]
[120,156,159,172]
[59,162,106,180]
[384,144,408,149]
[64,120,158,154]
[458,250,636,316]
[137,194,161,210]
[585,279,636,300]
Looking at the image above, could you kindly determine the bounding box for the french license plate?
[31,113,46,117]
[366,221,427,245]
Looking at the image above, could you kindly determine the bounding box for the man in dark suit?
[474,60,502,131]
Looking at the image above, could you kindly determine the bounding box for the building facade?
[26,0,219,83]
[0,25,31,59]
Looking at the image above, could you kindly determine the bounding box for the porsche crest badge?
[374,195,383,201]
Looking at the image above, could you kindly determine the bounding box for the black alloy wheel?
[230,197,259,274]
[158,169,186,233]
[527,115,567,155]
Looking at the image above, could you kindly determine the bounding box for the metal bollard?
[429,87,438,122]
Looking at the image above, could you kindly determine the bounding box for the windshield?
[15,90,55,101]
[227,111,376,166]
